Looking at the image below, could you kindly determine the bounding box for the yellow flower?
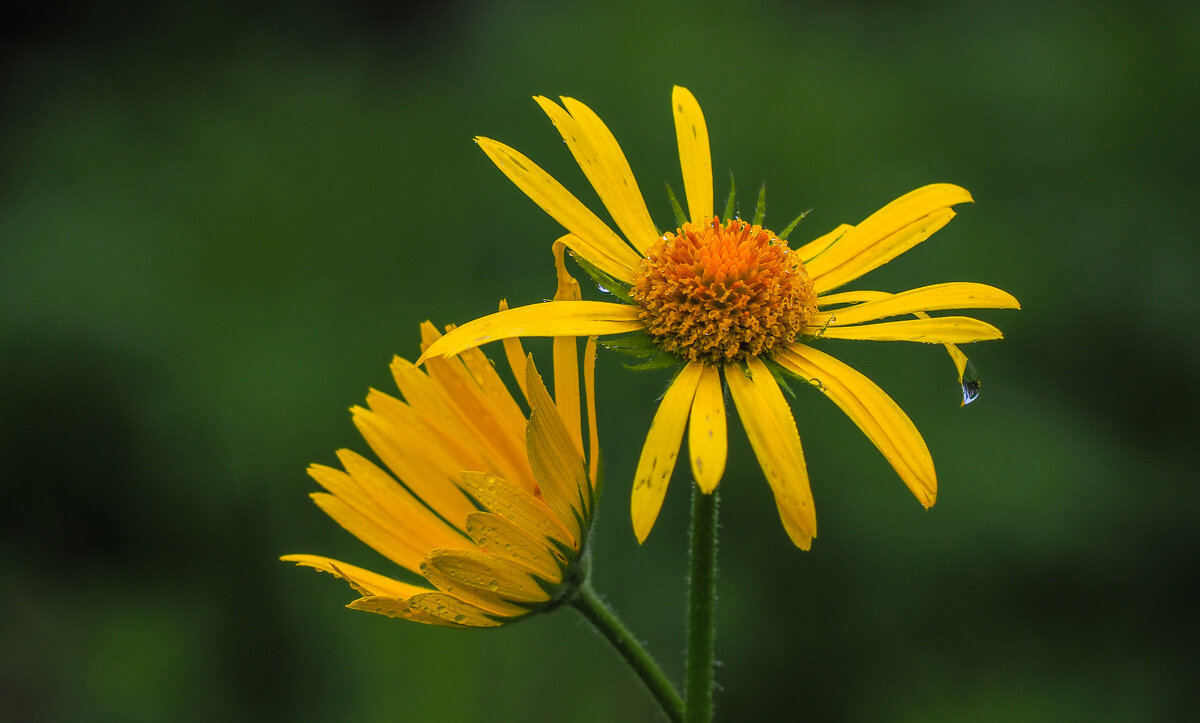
[283,247,600,627]
[418,86,1019,549]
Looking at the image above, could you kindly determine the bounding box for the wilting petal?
[776,344,936,507]
[688,364,727,493]
[416,301,643,363]
[725,358,816,549]
[632,361,704,543]
[672,86,713,224]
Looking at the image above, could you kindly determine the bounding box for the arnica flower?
[418,86,1019,549]
[283,247,600,626]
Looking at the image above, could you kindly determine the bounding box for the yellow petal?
[525,359,590,545]
[383,591,506,627]
[775,344,937,508]
[584,336,600,487]
[725,358,816,549]
[416,301,643,364]
[425,548,551,604]
[476,136,640,282]
[688,364,727,493]
[280,554,431,599]
[806,184,973,292]
[818,292,979,396]
[537,96,659,254]
[459,471,573,557]
[337,449,469,549]
[345,595,464,627]
[631,361,704,543]
[817,289,890,306]
[498,299,531,402]
[466,511,562,582]
[308,490,425,573]
[419,552,544,618]
[809,282,1021,327]
[672,86,713,223]
[815,316,1004,343]
[552,241,583,457]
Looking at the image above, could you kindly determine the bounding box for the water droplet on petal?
[961,360,982,406]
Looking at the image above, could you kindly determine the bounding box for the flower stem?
[685,485,719,722]
[571,584,684,723]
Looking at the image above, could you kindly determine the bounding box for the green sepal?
[778,209,810,241]
[722,172,736,223]
[763,357,798,399]
[620,353,683,372]
[599,332,662,357]
[770,352,827,393]
[753,183,767,227]
[570,252,635,304]
[801,227,847,264]
[665,183,688,227]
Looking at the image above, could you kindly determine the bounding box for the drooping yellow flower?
[418,86,1019,549]
[283,247,600,627]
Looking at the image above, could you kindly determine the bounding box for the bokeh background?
[3,1,1197,720]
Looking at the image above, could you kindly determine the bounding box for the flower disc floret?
[632,217,818,365]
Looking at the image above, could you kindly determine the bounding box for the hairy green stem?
[685,486,719,722]
[571,584,684,723]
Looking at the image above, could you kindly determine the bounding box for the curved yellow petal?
[775,344,937,507]
[525,359,589,543]
[476,136,640,282]
[632,361,704,543]
[688,364,727,493]
[807,184,973,292]
[345,595,463,627]
[725,358,816,549]
[584,337,600,487]
[814,316,1004,343]
[280,554,431,599]
[497,299,531,402]
[537,96,659,254]
[818,292,982,399]
[387,591,506,627]
[809,282,1021,327]
[423,549,550,610]
[416,301,643,364]
[672,86,712,223]
[458,471,573,557]
[466,511,562,582]
[551,241,583,456]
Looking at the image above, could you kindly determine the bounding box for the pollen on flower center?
[632,217,818,365]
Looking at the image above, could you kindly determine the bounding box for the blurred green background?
[3,1,1197,720]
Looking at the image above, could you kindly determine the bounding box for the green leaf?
[665,183,687,227]
[753,183,767,227]
[571,253,635,304]
[722,172,736,223]
[778,209,810,241]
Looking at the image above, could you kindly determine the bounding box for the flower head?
[418,86,1019,549]
[283,250,600,627]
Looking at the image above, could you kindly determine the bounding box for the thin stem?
[571,584,684,723]
[685,486,719,722]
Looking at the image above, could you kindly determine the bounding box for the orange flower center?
[632,217,818,365]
